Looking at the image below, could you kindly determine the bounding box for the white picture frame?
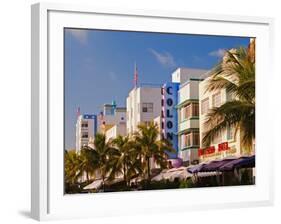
[31,2,274,221]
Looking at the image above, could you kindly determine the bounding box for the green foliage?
[202,47,255,150]
[142,179,180,190]
[65,125,177,193]
[134,123,176,181]
[110,135,141,186]
[64,150,82,185]
[90,133,120,189]
[179,178,194,188]
[240,168,254,185]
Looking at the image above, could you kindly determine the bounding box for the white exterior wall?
[189,81,200,99]
[178,83,190,102]
[75,115,94,153]
[126,86,162,135]
[199,78,242,162]
[178,119,199,131]
[171,67,209,84]
[140,87,162,123]
[105,123,126,142]
[103,110,126,126]
[178,80,200,104]
[126,88,139,135]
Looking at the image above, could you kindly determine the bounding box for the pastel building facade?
[105,123,126,142]
[170,67,208,164]
[199,78,242,162]
[177,79,202,164]
[99,101,127,142]
[126,85,162,135]
[75,114,97,153]
[171,67,209,83]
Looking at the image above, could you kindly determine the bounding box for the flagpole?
[134,61,138,89]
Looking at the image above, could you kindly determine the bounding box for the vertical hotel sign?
[161,82,179,158]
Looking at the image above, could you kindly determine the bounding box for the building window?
[182,105,191,120]
[185,134,191,147]
[192,103,199,117]
[182,132,199,148]
[201,98,209,114]
[181,134,190,148]
[182,103,199,120]
[142,103,153,113]
[81,122,88,128]
[81,132,88,138]
[212,92,221,108]
[227,125,234,140]
[193,132,200,146]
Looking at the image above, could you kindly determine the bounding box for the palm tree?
[64,150,83,192]
[90,133,119,190]
[79,146,99,182]
[134,123,175,182]
[110,135,141,187]
[202,45,255,152]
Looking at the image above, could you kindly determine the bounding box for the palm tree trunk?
[123,164,127,187]
[147,157,151,182]
[86,171,89,183]
[102,175,105,191]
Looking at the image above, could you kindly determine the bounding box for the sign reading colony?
[161,82,179,157]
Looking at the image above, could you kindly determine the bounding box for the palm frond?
[202,101,255,147]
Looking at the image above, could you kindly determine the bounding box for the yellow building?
[199,78,243,162]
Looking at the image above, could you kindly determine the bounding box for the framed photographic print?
[31,2,274,221]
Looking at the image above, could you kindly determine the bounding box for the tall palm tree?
[110,135,141,187]
[134,123,175,182]
[79,146,99,182]
[90,133,119,190]
[202,45,255,152]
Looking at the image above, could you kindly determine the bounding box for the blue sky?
[64,28,250,150]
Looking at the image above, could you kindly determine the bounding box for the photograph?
[63,28,256,194]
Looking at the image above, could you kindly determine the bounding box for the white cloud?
[149,49,176,68]
[67,29,88,45]
[209,48,226,57]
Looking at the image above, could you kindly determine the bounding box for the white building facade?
[75,114,97,153]
[105,123,126,142]
[126,85,162,135]
[171,67,209,83]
